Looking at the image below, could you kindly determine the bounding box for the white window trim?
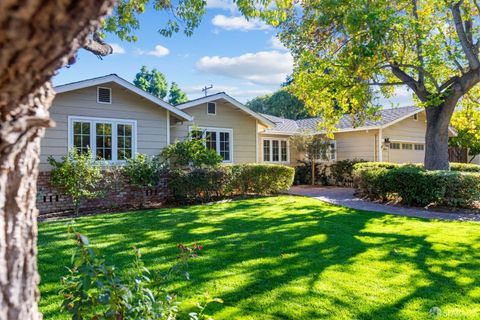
[414,143,425,151]
[261,138,290,164]
[97,87,112,104]
[207,102,216,115]
[188,126,233,163]
[68,116,137,163]
[318,140,337,162]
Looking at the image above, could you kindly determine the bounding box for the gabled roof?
[54,74,193,121]
[176,92,275,127]
[262,106,432,135]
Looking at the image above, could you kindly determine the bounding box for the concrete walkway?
[288,185,480,222]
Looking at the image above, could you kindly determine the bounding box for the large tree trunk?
[0,1,115,319]
[424,103,456,170]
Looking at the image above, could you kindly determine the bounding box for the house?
[41,74,470,171]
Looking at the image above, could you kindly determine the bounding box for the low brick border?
[36,171,168,215]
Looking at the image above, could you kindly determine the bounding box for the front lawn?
[39,196,480,319]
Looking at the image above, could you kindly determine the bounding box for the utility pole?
[202,84,213,96]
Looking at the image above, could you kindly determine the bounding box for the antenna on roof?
[202,84,213,96]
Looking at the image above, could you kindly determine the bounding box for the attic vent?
[97,87,111,104]
[207,102,216,115]
[413,113,418,121]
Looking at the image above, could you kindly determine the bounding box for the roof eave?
[54,74,193,122]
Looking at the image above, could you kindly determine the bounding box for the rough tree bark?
[0,1,115,319]
[425,105,455,170]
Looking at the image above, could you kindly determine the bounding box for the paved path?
[288,185,480,222]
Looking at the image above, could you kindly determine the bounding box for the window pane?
[281,141,287,162]
[415,144,424,151]
[330,142,336,160]
[272,140,279,162]
[96,123,112,160]
[117,123,133,160]
[73,121,90,155]
[219,132,230,161]
[402,143,413,150]
[263,140,270,161]
[208,102,216,114]
[390,142,400,150]
[205,131,217,151]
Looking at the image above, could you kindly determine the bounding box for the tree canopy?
[133,66,168,99]
[246,89,309,120]
[450,102,480,162]
[168,82,188,105]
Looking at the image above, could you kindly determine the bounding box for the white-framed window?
[68,116,136,162]
[402,143,413,150]
[97,87,112,104]
[190,127,233,163]
[262,138,289,163]
[390,142,400,150]
[414,143,425,151]
[318,140,336,162]
[207,102,216,115]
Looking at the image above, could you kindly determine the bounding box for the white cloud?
[135,45,170,57]
[207,0,236,11]
[211,15,269,31]
[196,51,293,85]
[269,36,287,51]
[110,43,125,54]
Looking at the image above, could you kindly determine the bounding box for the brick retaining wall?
[36,171,168,215]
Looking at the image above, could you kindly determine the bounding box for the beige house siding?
[171,99,257,163]
[335,131,376,162]
[40,82,169,170]
[382,112,426,163]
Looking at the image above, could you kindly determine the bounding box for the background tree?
[450,102,480,163]
[247,89,309,120]
[133,66,168,99]
[168,82,189,105]
[239,0,480,170]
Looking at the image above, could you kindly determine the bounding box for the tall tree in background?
[168,82,189,105]
[259,0,480,170]
[247,89,309,120]
[133,66,168,99]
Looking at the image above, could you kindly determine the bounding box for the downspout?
[378,128,383,162]
[166,110,170,145]
[255,120,259,163]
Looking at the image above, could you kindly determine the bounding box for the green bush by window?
[353,164,480,208]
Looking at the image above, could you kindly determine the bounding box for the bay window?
[69,116,136,162]
[262,138,289,163]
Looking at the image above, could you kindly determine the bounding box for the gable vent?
[97,87,111,104]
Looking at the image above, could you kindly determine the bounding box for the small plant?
[48,148,103,215]
[60,223,221,319]
[162,130,223,168]
[123,154,165,207]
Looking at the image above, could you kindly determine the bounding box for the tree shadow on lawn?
[38,196,480,319]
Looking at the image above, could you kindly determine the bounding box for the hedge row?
[169,164,295,203]
[294,159,367,186]
[353,161,480,172]
[353,164,480,208]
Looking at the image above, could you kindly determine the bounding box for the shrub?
[353,164,480,208]
[60,224,221,319]
[330,159,367,186]
[230,164,295,195]
[162,131,222,168]
[168,167,233,203]
[293,161,328,185]
[48,149,103,215]
[450,162,480,172]
[123,154,165,207]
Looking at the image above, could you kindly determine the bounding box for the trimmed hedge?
[450,162,480,172]
[231,164,295,195]
[168,164,295,203]
[353,164,480,208]
[354,161,480,172]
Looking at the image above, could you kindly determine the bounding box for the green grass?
[39,196,480,319]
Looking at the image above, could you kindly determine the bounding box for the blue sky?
[54,0,414,105]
